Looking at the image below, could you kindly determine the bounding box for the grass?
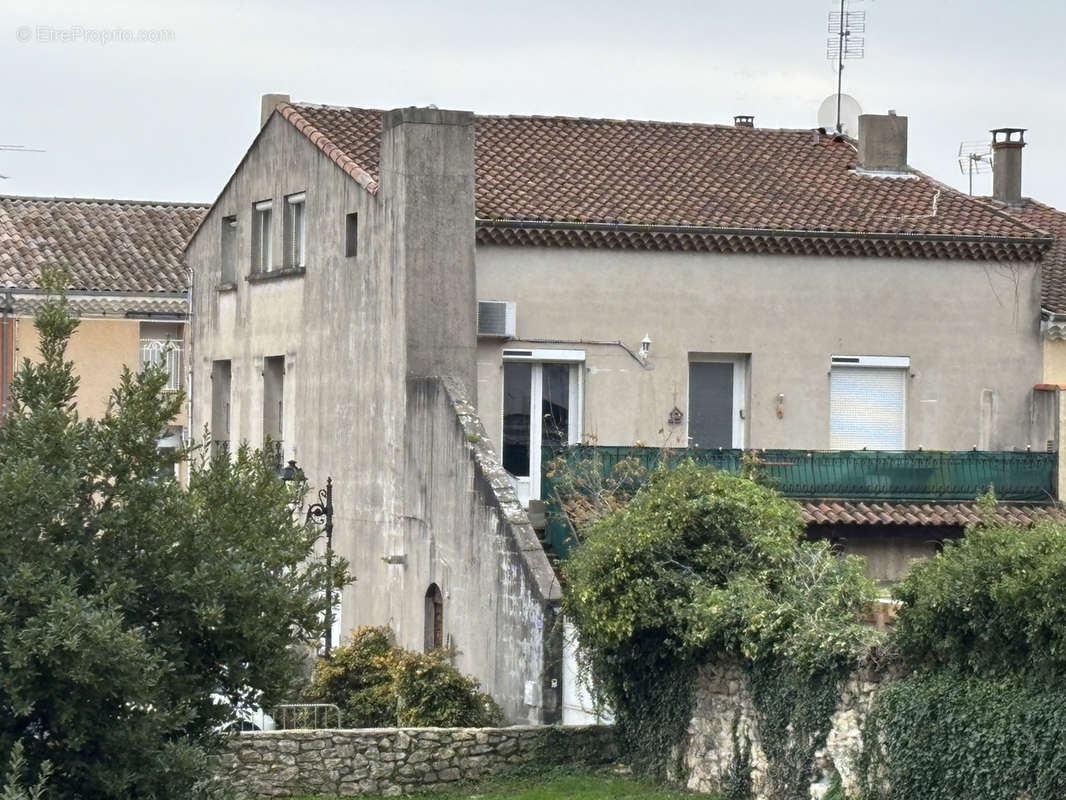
[285,767,709,800]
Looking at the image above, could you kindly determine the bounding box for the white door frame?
[687,354,747,449]
[502,350,584,503]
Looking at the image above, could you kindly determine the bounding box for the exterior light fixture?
[281,460,335,659]
[640,334,652,361]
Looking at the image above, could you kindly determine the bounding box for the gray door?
[689,362,734,448]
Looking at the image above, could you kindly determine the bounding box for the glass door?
[503,360,581,505]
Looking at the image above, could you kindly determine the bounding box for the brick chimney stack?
[991,128,1026,206]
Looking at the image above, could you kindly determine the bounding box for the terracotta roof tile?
[0,196,207,294]
[279,103,1047,259]
[983,198,1066,312]
[801,500,1066,527]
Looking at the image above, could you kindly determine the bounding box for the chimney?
[379,107,477,400]
[734,115,755,128]
[857,112,908,172]
[991,127,1026,206]
[260,93,290,127]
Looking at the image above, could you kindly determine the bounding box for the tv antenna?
[957,140,994,196]
[0,144,46,180]
[826,0,866,134]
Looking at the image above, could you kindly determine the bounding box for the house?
[968,130,1066,385]
[0,197,206,455]
[187,96,1060,722]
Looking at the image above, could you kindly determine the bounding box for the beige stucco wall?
[475,246,1044,454]
[16,316,187,427]
[1043,339,1066,384]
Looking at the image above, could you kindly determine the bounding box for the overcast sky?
[4,0,1065,210]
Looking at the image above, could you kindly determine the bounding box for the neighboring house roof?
[273,102,1049,261]
[802,499,1066,528]
[0,195,208,295]
[980,198,1066,314]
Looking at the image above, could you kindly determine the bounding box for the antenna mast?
[827,0,866,133]
[957,140,994,196]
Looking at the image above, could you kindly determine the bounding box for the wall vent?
[477,300,516,338]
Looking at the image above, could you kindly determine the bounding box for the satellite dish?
[817,94,863,138]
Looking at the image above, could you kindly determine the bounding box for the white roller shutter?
[830,366,906,449]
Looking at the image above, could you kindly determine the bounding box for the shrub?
[307,626,503,727]
[855,511,1066,799]
[307,627,397,727]
[562,461,879,789]
[858,670,1066,800]
[1,741,50,800]
[892,515,1066,678]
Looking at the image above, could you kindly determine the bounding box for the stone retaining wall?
[681,661,891,799]
[217,725,618,798]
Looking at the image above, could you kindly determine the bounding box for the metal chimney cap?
[734,115,755,128]
[991,128,1026,146]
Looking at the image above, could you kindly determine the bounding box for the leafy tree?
[0,278,348,799]
[892,512,1066,678]
[306,626,503,728]
[562,461,879,787]
[855,507,1066,800]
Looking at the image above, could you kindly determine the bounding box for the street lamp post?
[281,460,335,659]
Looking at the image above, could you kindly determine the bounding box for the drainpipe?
[184,263,194,458]
[0,291,9,416]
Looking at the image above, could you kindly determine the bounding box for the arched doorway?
[424,583,443,652]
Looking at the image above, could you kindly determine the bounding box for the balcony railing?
[541,446,1057,559]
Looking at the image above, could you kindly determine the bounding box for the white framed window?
[140,338,183,391]
[252,200,272,271]
[829,355,909,450]
[284,192,306,268]
[501,350,584,505]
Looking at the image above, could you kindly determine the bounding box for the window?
[829,356,908,450]
[211,360,232,457]
[501,349,584,505]
[140,337,183,391]
[263,356,285,468]
[252,200,272,271]
[345,212,358,258]
[284,192,306,268]
[424,583,443,652]
[220,215,237,284]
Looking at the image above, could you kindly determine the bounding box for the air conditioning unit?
[477,300,516,338]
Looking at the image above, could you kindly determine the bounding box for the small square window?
[345,212,358,258]
[252,200,272,271]
[284,192,306,268]
[221,215,237,284]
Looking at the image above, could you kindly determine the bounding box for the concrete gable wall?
[189,110,560,722]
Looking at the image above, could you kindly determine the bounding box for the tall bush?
[0,278,348,799]
[892,515,1066,677]
[562,461,879,792]
[857,513,1066,799]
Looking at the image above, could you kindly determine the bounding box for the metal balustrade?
[540,446,1057,560]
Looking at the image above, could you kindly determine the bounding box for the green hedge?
[858,671,1066,800]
